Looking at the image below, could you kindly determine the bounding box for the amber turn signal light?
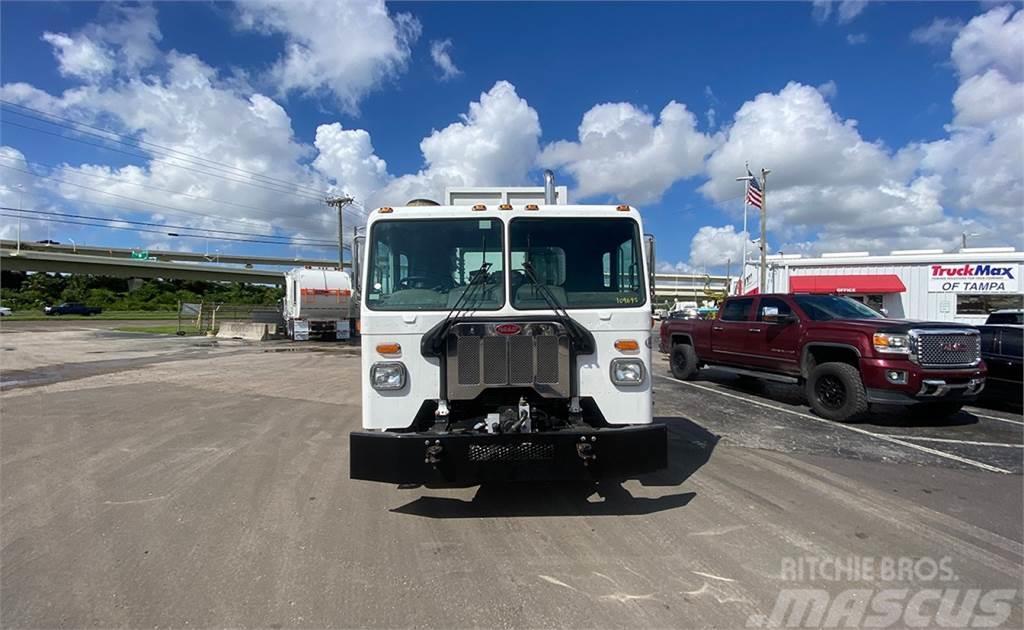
[376,343,401,356]
[614,339,640,352]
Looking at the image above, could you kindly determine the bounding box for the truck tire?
[909,402,964,421]
[670,344,699,380]
[806,362,868,422]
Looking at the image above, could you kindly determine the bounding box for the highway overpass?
[2,247,731,301]
[0,240,340,268]
[2,249,286,285]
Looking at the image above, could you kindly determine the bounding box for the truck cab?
[349,198,666,484]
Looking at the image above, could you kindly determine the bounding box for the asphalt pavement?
[1,327,1021,628]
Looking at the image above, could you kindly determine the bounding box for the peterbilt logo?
[495,323,521,335]
[942,341,969,352]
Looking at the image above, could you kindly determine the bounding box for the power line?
[1,118,330,203]
[1,206,337,246]
[0,101,335,199]
[0,153,304,218]
[0,163,338,231]
[0,211,342,249]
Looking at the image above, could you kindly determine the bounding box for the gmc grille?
[915,332,981,367]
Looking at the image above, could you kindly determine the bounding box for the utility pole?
[759,168,771,292]
[14,184,24,253]
[326,196,354,269]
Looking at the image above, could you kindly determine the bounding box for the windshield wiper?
[421,262,492,357]
[520,260,595,354]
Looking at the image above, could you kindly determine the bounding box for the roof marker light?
[472,204,487,211]
[498,203,513,210]
[616,204,630,212]
[378,207,393,214]
[525,204,539,211]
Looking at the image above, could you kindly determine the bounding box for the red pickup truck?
[659,293,986,422]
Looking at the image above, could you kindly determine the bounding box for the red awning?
[789,274,906,294]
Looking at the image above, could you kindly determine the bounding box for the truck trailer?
[282,267,354,341]
[349,173,666,485]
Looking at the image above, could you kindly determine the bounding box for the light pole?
[68,238,76,253]
[13,184,24,253]
[759,168,771,292]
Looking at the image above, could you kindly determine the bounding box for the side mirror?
[879,308,889,317]
[763,307,796,324]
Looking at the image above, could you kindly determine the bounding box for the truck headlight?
[370,362,406,390]
[873,333,910,354]
[610,358,645,385]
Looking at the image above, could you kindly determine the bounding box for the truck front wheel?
[806,362,868,422]
[670,344,699,380]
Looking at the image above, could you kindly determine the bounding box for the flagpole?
[740,195,748,294]
[759,168,771,292]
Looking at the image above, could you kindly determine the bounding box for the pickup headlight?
[873,332,910,354]
[610,358,645,385]
[370,362,406,390]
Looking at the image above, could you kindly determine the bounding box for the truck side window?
[720,298,753,321]
[757,297,792,321]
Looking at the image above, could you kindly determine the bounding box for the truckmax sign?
[928,263,1020,294]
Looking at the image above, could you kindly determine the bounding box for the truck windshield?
[366,218,504,311]
[510,217,645,309]
[793,295,884,321]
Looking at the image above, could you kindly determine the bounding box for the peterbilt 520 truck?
[349,175,666,484]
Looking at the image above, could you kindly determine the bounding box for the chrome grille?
[509,335,534,384]
[536,336,559,383]
[482,336,508,384]
[916,332,981,367]
[457,337,480,385]
[445,322,571,400]
[469,442,554,462]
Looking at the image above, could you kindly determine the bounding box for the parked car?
[44,302,102,316]
[659,293,986,422]
[985,309,1023,325]
[0,306,11,317]
[977,324,1023,406]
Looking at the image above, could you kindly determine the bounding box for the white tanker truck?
[349,172,665,484]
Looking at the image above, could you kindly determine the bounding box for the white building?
[742,248,1023,325]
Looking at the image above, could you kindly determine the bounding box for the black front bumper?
[350,424,667,484]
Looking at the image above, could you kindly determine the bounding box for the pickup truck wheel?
[670,344,699,380]
[807,362,868,422]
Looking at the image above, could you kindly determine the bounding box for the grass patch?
[113,325,200,335]
[3,310,178,321]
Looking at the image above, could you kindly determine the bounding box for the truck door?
[752,296,802,373]
[712,297,755,363]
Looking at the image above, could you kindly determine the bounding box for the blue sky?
[1,1,1021,272]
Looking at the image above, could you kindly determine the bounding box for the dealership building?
[744,247,1023,325]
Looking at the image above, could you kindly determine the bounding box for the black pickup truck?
[44,302,103,316]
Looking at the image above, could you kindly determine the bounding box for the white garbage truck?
[349,172,666,484]
[282,266,354,340]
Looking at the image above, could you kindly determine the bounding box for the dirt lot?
[1,325,1021,628]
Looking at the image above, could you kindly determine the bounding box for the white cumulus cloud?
[237,0,421,112]
[539,101,717,204]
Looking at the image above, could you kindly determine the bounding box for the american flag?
[745,168,763,209]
